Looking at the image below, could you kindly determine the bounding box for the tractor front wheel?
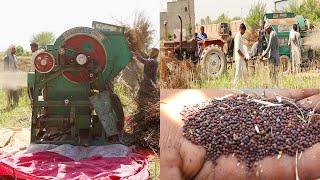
[200,44,227,79]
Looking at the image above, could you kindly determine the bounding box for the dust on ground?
[304,30,320,50]
[0,71,28,90]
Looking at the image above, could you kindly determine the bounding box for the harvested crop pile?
[181,94,320,169]
[130,101,160,154]
[159,56,198,89]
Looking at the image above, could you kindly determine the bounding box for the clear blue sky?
[0,0,159,51]
[160,0,275,22]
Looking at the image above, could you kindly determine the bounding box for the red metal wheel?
[34,52,55,73]
[62,34,107,83]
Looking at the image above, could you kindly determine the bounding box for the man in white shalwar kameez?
[233,23,249,86]
[288,24,302,74]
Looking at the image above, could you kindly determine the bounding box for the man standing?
[196,26,208,41]
[3,45,20,109]
[226,30,234,59]
[288,24,301,74]
[134,48,159,109]
[258,20,267,55]
[195,26,208,57]
[233,23,249,86]
[259,23,280,83]
[30,42,44,72]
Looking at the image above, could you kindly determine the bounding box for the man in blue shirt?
[196,26,208,41]
[195,26,208,57]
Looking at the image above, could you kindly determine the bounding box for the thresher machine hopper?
[27,21,131,146]
[262,13,316,70]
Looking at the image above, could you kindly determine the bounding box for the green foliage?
[213,13,231,24]
[205,16,212,24]
[200,16,212,25]
[114,83,137,116]
[286,0,320,24]
[200,14,240,25]
[246,1,266,30]
[200,18,206,25]
[30,32,55,48]
[190,64,320,89]
[232,16,242,21]
[23,51,31,57]
[0,89,31,128]
[15,45,24,56]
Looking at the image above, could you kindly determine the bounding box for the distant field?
[0,88,31,128]
[160,59,320,89]
[194,65,320,89]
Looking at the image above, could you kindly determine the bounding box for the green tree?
[232,16,242,21]
[205,16,212,24]
[30,32,55,48]
[246,2,266,30]
[15,45,24,56]
[200,18,206,25]
[286,0,320,24]
[213,13,231,24]
[23,51,31,57]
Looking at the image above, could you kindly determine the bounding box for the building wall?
[160,0,195,41]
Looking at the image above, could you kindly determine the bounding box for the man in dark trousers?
[226,30,234,59]
[134,48,159,109]
[259,22,280,84]
[3,45,20,109]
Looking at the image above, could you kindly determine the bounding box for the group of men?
[233,22,302,85]
[197,21,302,86]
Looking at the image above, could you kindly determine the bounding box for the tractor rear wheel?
[200,44,227,78]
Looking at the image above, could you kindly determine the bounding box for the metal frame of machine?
[27,22,131,146]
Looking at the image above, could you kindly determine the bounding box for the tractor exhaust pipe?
[178,15,182,56]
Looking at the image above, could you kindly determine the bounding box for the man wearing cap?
[259,22,280,83]
[30,42,44,72]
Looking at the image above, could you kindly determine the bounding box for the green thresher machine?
[263,12,316,70]
[27,21,131,146]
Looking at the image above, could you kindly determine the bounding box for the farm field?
[160,57,320,89]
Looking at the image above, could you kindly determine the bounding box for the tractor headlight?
[76,54,88,65]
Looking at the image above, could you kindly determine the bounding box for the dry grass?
[304,28,320,50]
[160,56,320,89]
[0,88,31,128]
[160,54,199,89]
[125,12,154,54]
[0,56,31,72]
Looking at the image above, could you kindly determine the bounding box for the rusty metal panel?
[89,91,118,137]
[267,18,297,25]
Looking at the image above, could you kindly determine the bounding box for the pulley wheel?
[62,34,107,83]
[34,52,55,73]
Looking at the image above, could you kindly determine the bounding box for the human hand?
[160,89,320,180]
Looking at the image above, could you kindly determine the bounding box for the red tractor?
[161,16,229,78]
